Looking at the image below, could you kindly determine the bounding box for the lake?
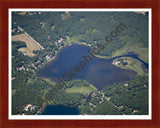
[37,43,141,90]
[41,105,79,115]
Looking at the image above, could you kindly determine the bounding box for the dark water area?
[41,105,79,115]
[37,44,147,90]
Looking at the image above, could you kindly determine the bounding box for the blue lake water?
[41,105,79,115]
[37,43,143,90]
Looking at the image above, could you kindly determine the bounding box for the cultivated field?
[12,32,44,57]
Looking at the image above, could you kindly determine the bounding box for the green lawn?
[111,41,148,63]
[66,84,97,95]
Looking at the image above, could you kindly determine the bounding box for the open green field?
[66,84,97,95]
[61,12,71,20]
[111,41,148,63]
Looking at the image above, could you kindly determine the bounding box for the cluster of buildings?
[54,36,70,47]
[24,104,37,112]
[112,59,129,66]
[55,37,64,46]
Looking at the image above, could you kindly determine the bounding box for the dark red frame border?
[0,0,160,128]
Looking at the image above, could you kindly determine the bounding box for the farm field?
[12,32,44,56]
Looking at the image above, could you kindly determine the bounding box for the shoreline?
[35,42,148,115]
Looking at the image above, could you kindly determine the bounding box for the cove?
[37,43,141,90]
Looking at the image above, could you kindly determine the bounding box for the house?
[55,41,58,46]
[58,38,64,43]
[115,61,121,65]
[65,35,70,39]
[133,109,139,113]
[88,44,91,46]
[144,85,147,87]
[17,66,25,71]
[123,59,127,62]
[123,83,128,87]
[105,97,111,101]
[46,55,51,61]
[24,104,37,112]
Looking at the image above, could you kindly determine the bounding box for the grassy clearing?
[12,33,44,57]
[111,42,148,63]
[17,12,37,15]
[66,84,97,95]
[66,36,91,47]
[94,54,109,59]
[66,36,82,44]
[80,18,85,21]
[51,25,55,30]
[61,12,71,20]
[18,47,34,56]
[12,89,16,95]
[43,78,56,86]
[17,12,26,15]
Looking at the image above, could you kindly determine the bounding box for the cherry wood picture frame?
[0,0,160,128]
